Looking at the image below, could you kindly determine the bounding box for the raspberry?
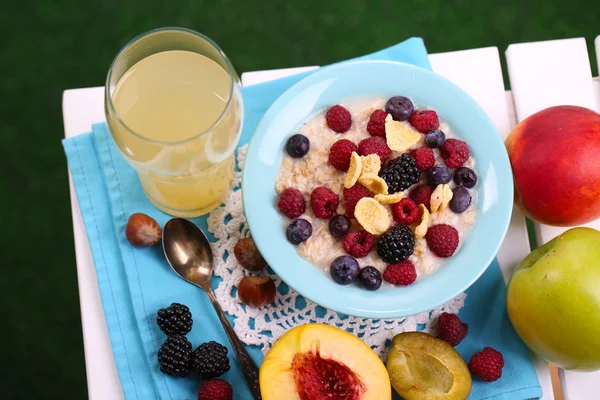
[197,378,233,400]
[410,147,435,171]
[343,230,374,258]
[441,138,470,169]
[366,109,387,137]
[328,139,358,171]
[358,137,391,164]
[426,224,459,257]
[343,184,373,219]
[437,312,468,346]
[409,184,434,210]
[277,188,305,219]
[409,110,440,133]
[310,186,339,219]
[383,260,417,286]
[469,347,504,382]
[326,105,352,133]
[392,198,421,225]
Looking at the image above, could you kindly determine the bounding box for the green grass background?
[1,0,598,398]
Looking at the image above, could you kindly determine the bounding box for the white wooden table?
[63,37,600,400]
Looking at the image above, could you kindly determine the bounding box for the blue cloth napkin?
[63,37,542,399]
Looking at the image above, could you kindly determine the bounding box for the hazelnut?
[237,276,276,307]
[126,213,161,247]
[234,237,267,271]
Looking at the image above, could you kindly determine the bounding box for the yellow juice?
[108,50,242,216]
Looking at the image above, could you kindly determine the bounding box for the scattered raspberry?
[366,109,387,137]
[410,147,435,171]
[426,224,459,257]
[383,260,417,286]
[326,105,352,133]
[233,237,266,271]
[437,312,468,346]
[343,230,375,258]
[277,188,306,219]
[408,110,440,133]
[197,378,233,400]
[310,186,339,219]
[358,136,391,164]
[409,184,434,210]
[392,198,421,225]
[441,138,470,168]
[343,184,374,219]
[328,139,358,171]
[469,347,504,382]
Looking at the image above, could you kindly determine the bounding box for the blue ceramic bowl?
[242,60,513,318]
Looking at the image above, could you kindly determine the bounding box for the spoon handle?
[205,289,262,400]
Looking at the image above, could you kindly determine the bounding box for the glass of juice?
[105,28,243,217]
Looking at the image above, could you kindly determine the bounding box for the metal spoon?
[162,218,261,399]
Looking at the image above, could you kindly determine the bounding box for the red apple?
[506,106,600,226]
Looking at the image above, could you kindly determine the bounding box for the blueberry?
[425,129,446,148]
[286,134,310,158]
[428,164,452,185]
[450,186,472,213]
[330,256,360,285]
[453,167,478,188]
[385,96,414,122]
[358,266,382,291]
[286,218,312,244]
[329,214,351,238]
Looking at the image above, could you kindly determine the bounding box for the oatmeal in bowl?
[275,95,479,290]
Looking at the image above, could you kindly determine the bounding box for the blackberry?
[157,335,192,377]
[192,341,230,378]
[157,303,193,335]
[380,154,421,193]
[377,225,415,263]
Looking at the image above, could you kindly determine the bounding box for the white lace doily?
[207,145,466,358]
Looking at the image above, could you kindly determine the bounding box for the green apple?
[507,227,600,371]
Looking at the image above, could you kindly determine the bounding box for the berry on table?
[277,188,305,219]
[126,213,161,247]
[157,335,192,377]
[326,105,352,133]
[286,219,313,244]
[469,347,504,382]
[409,184,434,210]
[383,260,417,286]
[310,186,339,219]
[367,109,388,137]
[385,96,414,121]
[425,129,446,148]
[156,303,193,336]
[380,154,421,194]
[329,214,352,238]
[437,312,468,346]
[427,164,452,186]
[192,341,231,379]
[286,134,310,158]
[358,266,383,291]
[343,184,374,219]
[197,378,233,400]
[449,186,472,214]
[441,138,470,168]
[358,136,391,164]
[328,139,358,171]
[410,147,435,171]
[454,167,478,188]
[234,237,267,271]
[393,198,421,225]
[343,230,375,258]
[426,224,459,258]
[378,225,415,263]
[409,110,440,133]
[330,255,360,285]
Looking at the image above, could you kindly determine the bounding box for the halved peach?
[260,324,392,399]
[386,332,472,400]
